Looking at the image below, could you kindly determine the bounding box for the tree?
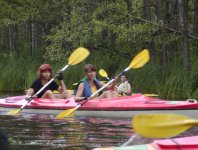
[178,0,190,72]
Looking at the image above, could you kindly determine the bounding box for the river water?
[0,93,197,150]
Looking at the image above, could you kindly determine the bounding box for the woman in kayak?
[75,64,118,101]
[26,64,71,99]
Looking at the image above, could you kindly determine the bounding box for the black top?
[30,79,59,98]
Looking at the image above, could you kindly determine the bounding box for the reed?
[0,50,198,100]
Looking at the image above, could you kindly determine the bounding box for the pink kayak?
[0,94,198,118]
[94,136,198,150]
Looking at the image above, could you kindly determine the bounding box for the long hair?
[38,64,52,79]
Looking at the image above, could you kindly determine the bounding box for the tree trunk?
[169,0,179,64]
[125,0,133,47]
[194,0,198,36]
[125,0,132,28]
[143,0,151,20]
[178,0,190,72]
[143,0,154,61]
[156,0,164,68]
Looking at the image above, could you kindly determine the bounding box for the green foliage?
[0,53,36,92]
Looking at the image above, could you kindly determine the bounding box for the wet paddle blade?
[132,114,198,138]
[143,94,159,97]
[56,107,77,119]
[68,47,90,65]
[128,49,150,69]
[99,69,108,78]
[7,109,21,115]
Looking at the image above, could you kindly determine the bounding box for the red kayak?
[0,94,198,118]
[94,136,198,150]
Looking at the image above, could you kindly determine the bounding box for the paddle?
[56,49,150,119]
[143,93,159,97]
[99,69,110,80]
[132,113,198,138]
[99,68,120,89]
[7,47,90,115]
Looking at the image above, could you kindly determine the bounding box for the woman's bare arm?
[99,76,118,91]
[26,88,34,97]
[58,80,67,93]
[127,83,132,93]
[75,83,85,101]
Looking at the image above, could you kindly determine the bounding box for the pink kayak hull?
[0,94,198,118]
[95,136,198,150]
[151,136,198,150]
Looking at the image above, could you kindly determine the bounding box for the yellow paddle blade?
[128,49,150,69]
[6,109,21,115]
[53,90,60,94]
[143,94,159,97]
[99,69,108,78]
[68,47,90,65]
[73,83,78,86]
[56,107,77,119]
[132,114,198,138]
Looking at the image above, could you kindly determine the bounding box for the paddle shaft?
[105,75,121,89]
[100,69,121,89]
[106,77,110,80]
[168,120,198,126]
[20,64,69,110]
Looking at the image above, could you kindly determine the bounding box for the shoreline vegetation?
[0,50,198,100]
[0,0,198,100]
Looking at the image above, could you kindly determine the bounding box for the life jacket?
[75,78,102,97]
[118,80,132,95]
[118,81,132,88]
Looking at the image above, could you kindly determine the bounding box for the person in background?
[75,64,118,101]
[117,73,132,95]
[26,64,71,99]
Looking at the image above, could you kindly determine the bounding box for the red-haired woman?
[26,64,71,99]
[75,64,118,101]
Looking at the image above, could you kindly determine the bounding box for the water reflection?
[0,114,136,150]
[0,93,135,149]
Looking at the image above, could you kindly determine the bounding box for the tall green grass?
[0,54,38,92]
[0,50,198,100]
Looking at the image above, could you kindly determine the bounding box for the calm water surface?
[0,92,197,150]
